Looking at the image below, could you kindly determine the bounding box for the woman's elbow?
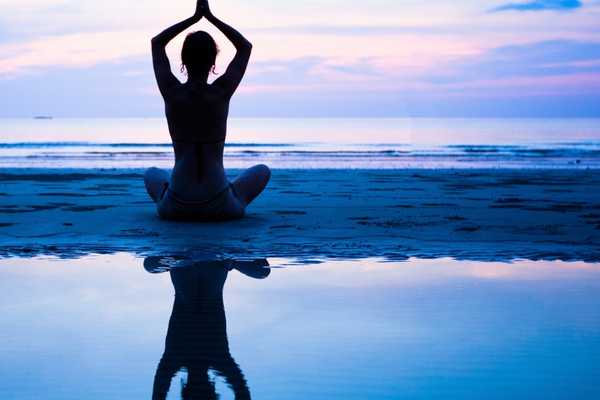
[151,36,164,48]
[240,40,252,52]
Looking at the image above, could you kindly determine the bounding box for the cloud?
[491,0,582,12]
[0,56,161,117]
[248,24,460,36]
[420,39,600,102]
[2,50,599,118]
[246,40,600,92]
[455,40,600,79]
[0,30,148,76]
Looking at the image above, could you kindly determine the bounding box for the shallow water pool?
[1,255,599,399]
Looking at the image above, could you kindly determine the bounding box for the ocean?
[1,117,599,169]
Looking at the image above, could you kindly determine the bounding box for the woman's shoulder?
[166,82,226,105]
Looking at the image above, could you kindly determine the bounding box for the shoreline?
[1,168,599,262]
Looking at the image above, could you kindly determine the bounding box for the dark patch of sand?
[63,205,114,212]
[445,216,467,221]
[275,210,307,216]
[38,192,96,197]
[0,205,61,213]
[455,225,482,233]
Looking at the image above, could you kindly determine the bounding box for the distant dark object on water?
[33,116,53,120]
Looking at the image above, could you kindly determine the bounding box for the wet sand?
[0,168,598,261]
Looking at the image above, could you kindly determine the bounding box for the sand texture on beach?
[0,169,598,262]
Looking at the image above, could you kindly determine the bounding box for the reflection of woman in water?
[144,0,270,221]
[147,258,269,399]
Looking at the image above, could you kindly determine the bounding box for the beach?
[1,118,600,399]
[3,0,600,395]
[1,117,600,399]
[1,168,598,262]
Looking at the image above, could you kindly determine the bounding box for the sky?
[1,0,600,117]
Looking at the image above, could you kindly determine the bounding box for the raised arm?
[203,1,253,96]
[151,1,205,99]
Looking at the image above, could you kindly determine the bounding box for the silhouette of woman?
[147,258,270,399]
[144,0,270,221]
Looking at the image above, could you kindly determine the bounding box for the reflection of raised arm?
[152,357,179,400]
[151,1,206,98]
[230,259,271,280]
[203,0,253,96]
[215,355,251,400]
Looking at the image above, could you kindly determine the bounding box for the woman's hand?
[194,0,212,19]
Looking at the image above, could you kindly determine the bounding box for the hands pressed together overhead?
[194,0,213,19]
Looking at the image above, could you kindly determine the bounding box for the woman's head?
[181,31,218,79]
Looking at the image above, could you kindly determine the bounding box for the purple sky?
[1,0,599,117]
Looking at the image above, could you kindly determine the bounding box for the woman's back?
[166,82,230,200]
[166,81,228,144]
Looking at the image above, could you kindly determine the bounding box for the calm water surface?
[1,255,599,399]
[1,118,599,168]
